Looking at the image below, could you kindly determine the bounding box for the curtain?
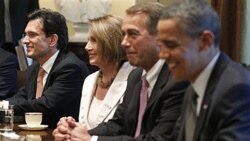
[241,1,250,65]
[211,0,245,62]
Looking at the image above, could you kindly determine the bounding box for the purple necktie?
[135,75,149,137]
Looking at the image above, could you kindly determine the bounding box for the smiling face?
[157,19,203,82]
[23,19,56,64]
[121,13,159,71]
[85,30,102,67]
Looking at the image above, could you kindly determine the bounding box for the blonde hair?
[88,15,126,63]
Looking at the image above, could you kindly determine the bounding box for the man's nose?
[121,35,130,48]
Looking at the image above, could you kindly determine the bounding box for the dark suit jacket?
[175,53,250,141]
[0,48,18,99]
[89,64,189,141]
[8,50,90,129]
[0,0,39,46]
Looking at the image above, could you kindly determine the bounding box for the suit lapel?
[132,68,143,116]
[28,63,40,99]
[193,53,229,141]
[43,51,65,89]
[193,86,214,141]
[96,62,133,123]
[81,75,98,128]
[95,81,124,123]
[146,64,169,110]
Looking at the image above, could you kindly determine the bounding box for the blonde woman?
[78,15,134,129]
[53,15,134,133]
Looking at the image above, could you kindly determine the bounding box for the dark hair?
[27,8,68,50]
[160,0,221,46]
[126,2,164,35]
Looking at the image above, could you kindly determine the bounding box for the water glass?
[0,105,14,132]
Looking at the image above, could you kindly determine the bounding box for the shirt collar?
[41,50,60,74]
[192,52,220,99]
[142,59,165,97]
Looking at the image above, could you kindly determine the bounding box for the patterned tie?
[135,75,149,137]
[36,67,45,98]
[185,88,198,141]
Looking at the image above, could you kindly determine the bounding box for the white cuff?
[91,135,98,141]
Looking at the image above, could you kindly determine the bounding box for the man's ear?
[199,30,214,51]
[49,34,58,47]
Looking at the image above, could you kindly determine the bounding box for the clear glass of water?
[0,105,14,132]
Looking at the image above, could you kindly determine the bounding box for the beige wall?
[137,0,178,5]
[39,0,135,17]
[39,0,135,39]
[39,0,56,10]
[39,0,212,17]
[109,0,135,17]
[39,0,212,41]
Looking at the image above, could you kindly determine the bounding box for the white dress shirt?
[192,52,220,116]
[79,62,134,130]
[40,51,59,86]
[92,59,165,141]
[142,59,165,98]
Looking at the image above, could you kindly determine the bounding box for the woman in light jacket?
[78,15,134,129]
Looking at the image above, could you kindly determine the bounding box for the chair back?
[15,45,28,71]
[17,70,26,90]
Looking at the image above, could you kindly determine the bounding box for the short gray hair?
[126,2,164,35]
[160,0,220,46]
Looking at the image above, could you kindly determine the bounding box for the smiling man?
[8,9,90,129]
[53,2,189,141]
[157,1,250,141]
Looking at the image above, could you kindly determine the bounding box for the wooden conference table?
[0,124,53,141]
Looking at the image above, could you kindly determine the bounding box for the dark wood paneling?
[67,42,99,73]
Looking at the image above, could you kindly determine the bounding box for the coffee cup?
[25,112,42,127]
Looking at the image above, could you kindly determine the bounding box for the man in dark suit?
[157,1,250,141]
[0,47,18,99]
[53,2,188,141]
[0,0,39,55]
[8,9,90,129]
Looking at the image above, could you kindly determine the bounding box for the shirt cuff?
[91,135,98,141]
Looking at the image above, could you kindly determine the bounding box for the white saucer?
[18,124,48,131]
